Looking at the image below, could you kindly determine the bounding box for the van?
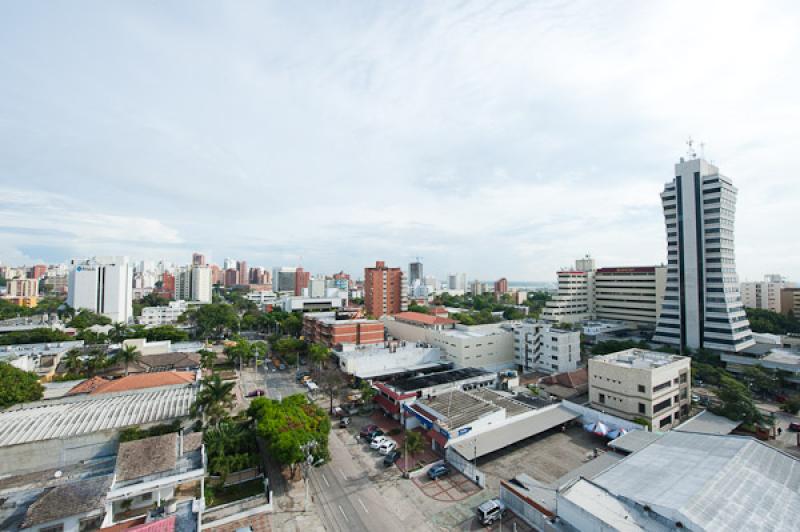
[476,499,506,525]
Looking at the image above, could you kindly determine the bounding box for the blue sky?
[1,1,798,281]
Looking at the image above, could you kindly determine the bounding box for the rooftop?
[115,433,178,482]
[0,386,197,447]
[592,348,687,370]
[21,474,111,529]
[675,410,741,436]
[578,431,800,531]
[393,311,456,326]
[389,367,492,392]
[416,389,498,430]
[440,323,508,338]
[67,371,197,395]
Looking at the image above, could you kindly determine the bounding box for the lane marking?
[358,498,369,514]
[321,473,330,488]
[338,504,349,521]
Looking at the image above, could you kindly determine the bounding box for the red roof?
[540,368,588,389]
[68,372,196,396]
[374,382,417,400]
[393,312,456,326]
[128,516,176,532]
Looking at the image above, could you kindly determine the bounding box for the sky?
[1,1,798,282]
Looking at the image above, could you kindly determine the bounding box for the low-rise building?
[588,349,691,430]
[279,295,344,312]
[336,343,445,380]
[383,311,457,343]
[741,275,792,312]
[245,290,278,309]
[507,320,581,374]
[782,287,800,316]
[303,312,384,348]
[0,340,84,378]
[138,300,189,326]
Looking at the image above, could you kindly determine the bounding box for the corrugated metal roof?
[675,410,740,436]
[0,387,196,447]
[607,430,663,454]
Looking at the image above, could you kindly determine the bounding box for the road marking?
[358,498,369,514]
[321,473,330,488]
[337,468,346,480]
[338,504,349,521]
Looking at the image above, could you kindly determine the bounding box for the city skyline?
[2,2,799,280]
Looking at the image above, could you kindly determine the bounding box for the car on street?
[246,389,266,397]
[383,450,401,467]
[476,499,506,525]
[360,424,378,439]
[378,439,397,455]
[427,464,450,480]
[339,416,351,428]
[691,394,701,402]
[789,422,800,432]
[370,435,389,449]
[279,363,287,371]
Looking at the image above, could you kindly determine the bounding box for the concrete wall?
[445,447,485,488]
[0,430,119,476]
[383,319,430,343]
[499,481,553,531]
[561,401,645,432]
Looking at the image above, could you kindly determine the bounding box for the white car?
[370,435,389,449]
[378,440,397,455]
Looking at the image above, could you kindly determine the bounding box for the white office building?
[507,320,581,374]
[653,156,754,352]
[741,275,792,313]
[174,265,212,303]
[541,256,596,323]
[139,300,189,326]
[68,256,133,323]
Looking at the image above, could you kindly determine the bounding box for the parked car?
[295,371,310,382]
[359,424,378,440]
[476,499,506,525]
[370,435,389,449]
[246,389,266,397]
[279,363,287,371]
[365,429,385,442]
[339,417,351,428]
[427,464,450,480]
[691,394,701,402]
[383,450,402,467]
[378,440,397,455]
[789,422,800,432]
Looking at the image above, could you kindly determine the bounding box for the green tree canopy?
[144,325,189,343]
[183,303,240,339]
[713,374,762,426]
[0,328,71,346]
[68,309,112,329]
[115,344,142,376]
[192,373,236,427]
[746,308,800,334]
[0,362,44,408]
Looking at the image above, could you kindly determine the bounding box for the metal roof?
[450,404,577,459]
[674,410,740,436]
[607,430,663,454]
[390,367,492,392]
[0,387,196,447]
[589,431,800,531]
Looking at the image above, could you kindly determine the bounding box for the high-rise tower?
[652,156,754,352]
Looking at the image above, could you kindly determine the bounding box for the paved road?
[308,428,400,531]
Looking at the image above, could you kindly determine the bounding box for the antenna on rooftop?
[686,137,697,159]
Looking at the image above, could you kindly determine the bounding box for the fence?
[445,447,486,488]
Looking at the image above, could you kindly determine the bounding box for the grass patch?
[205,478,264,507]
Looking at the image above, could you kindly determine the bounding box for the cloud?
[0,1,798,281]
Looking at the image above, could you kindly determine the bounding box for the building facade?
[138,300,189,326]
[541,256,596,323]
[588,348,691,430]
[741,275,791,313]
[303,312,385,348]
[594,266,667,325]
[68,256,133,323]
[653,157,754,352]
[507,320,581,374]
[7,278,38,297]
[364,261,408,317]
[174,265,212,303]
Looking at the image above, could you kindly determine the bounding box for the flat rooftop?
[593,348,687,369]
[468,388,533,417]
[417,389,498,430]
[440,323,507,338]
[389,367,492,392]
[0,387,197,447]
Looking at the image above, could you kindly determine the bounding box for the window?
[41,526,64,532]
[79,516,104,532]
[659,415,672,428]
[653,381,671,393]
[679,373,688,384]
[599,393,606,404]
[637,385,646,393]
[638,403,646,414]
[654,398,672,413]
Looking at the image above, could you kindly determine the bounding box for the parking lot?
[477,423,607,490]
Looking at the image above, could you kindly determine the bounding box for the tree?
[360,381,376,404]
[0,362,44,407]
[199,349,218,371]
[404,430,423,458]
[63,348,84,375]
[745,307,800,334]
[0,328,71,346]
[274,337,304,361]
[145,325,189,343]
[782,395,800,415]
[407,302,430,314]
[281,313,303,337]
[224,338,255,371]
[116,344,142,376]
[184,303,239,339]
[317,368,346,414]
[84,348,109,377]
[109,323,129,343]
[308,343,330,372]
[742,365,779,396]
[714,375,762,426]
[248,395,331,477]
[68,309,112,329]
[192,373,236,427]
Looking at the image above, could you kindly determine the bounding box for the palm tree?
[116,344,142,376]
[63,349,83,375]
[191,374,235,427]
[110,323,128,343]
[199,349,218,371]
[309,343,330,373]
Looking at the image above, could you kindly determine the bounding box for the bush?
[782,396,800,415]
[119,420,182,442]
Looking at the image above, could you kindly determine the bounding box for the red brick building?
[224,268,238,287]
[494,277,508,295]
[29,264,47,280]
[161,272,175,296]
[295,267,310,296]
[364,261,407,317]
[303,312,385,348]
[237,261,248,286]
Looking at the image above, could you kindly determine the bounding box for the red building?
[303,313,385,348]
[364,261,406,317]
[494,277,508,295]
[161,272,176,297]
[210,265,223,285]
[237,261,248,286]
[192,253,205,266]
[29,264,47,280]
[295,267,310,296]
[224,268,239,287]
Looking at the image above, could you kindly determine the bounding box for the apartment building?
[7,278,38,297]
[542,257,667,326]
[364,260,408,317]
[588,348,691,430]
[139,300,189,326]
[781,288,800,316]
[741,275,791,312]
[174,265,212,303]
[68,256,133,323]
[303,311,385,348]
[507,320,581,374]
[653,156,754,352]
